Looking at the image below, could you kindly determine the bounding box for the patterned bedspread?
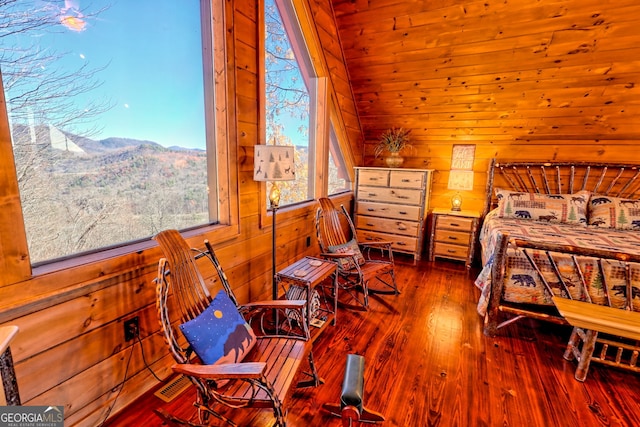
[475,210,640,316]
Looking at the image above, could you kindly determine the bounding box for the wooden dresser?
[354,167,433,263]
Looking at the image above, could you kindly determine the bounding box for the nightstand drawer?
[434,229,471,246]
[358,169,389,186]
[357,230,418,254]
[389,170,425,189]
[356,201,422,221]
[356,216,419,237]
[436,215,474,232]
[357,186,423,205]
[433,242,469,259]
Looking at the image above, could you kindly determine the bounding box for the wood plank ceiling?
[330,0,640,210]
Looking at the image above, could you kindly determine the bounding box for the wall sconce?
[253,145,295,299]
[447,170,474,212]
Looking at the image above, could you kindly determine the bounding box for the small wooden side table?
[428,208,481,269]
[276,256,338,336]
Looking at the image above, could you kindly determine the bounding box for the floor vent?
[154,375,192,403]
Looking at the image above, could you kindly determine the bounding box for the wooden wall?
[331,0,640,212]
[0,0,355,425]
[3,0,640,424]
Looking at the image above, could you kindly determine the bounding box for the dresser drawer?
[389,170,425,189]
[357,186,423,205]
[435,215,474,232]
[357,230,418,254]
[358,169,389,187]
[356,201,422,221]
[434,229,471,246]
[356,216,419,237]
[433,242,469,260]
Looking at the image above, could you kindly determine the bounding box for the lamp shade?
[254,145,295,182]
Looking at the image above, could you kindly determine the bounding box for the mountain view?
[12,124,209,264]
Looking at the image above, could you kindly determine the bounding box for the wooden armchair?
[0,325,20,406]
[154,229,320,427]
[315,198,398,309]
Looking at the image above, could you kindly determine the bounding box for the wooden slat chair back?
[154,229,319,426]
[315,198,398,309]
[316,198,351,249]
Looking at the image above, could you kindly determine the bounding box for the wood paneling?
[0,73,30,285]
[332,0,640,212]
[308,0,365,163]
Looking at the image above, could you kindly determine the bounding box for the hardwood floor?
[104,258,640,427]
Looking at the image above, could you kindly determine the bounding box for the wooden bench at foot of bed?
[553,297,640,381]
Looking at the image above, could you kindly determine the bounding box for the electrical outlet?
[124,317,139,341]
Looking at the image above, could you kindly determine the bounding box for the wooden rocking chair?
[315,198,398,309]
[154,229,320,427]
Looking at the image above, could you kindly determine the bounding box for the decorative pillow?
[179,290,256,365]
[495,189,589,225]
[588,195,640,230]
[327,238,366,270]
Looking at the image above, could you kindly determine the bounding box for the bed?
[475,160,640,339]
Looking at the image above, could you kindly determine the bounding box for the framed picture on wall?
[451,145,476,170]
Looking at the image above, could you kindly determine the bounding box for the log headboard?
[482,159,640,217]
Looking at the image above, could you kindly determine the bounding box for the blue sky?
[5,0,310,150]
[13,0,207,149]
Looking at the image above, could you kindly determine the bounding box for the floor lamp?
[254,145,295,300]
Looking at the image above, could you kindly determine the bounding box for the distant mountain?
[10,123,195,155]
[75,136,163,154]
[166,145,205,152]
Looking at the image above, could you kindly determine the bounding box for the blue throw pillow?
[179,290,256,365]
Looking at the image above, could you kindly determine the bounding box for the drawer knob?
[447,249,457,253]
[401,179,410,182]
[367,208,375,212]
[367,223,374,226]
[449,223,460,227]
[399,211,407,215]
[368,193,377,197]
[396,223,407,230]
[397,242,407,246]
[448,236,458,240]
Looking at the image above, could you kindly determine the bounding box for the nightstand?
[428,208,480,268]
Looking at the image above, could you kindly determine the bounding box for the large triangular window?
[264,0,317,207]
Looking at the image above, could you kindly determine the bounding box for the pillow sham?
[495,189,589,225]
[588,195,640,230]
[179,290,256,365]
[327,238,366,270]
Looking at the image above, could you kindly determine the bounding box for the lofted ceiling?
[329,0,640,177]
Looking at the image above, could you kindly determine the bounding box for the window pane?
[264,0,313,207]
[1,1,212,264]
[328,125,351,195]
